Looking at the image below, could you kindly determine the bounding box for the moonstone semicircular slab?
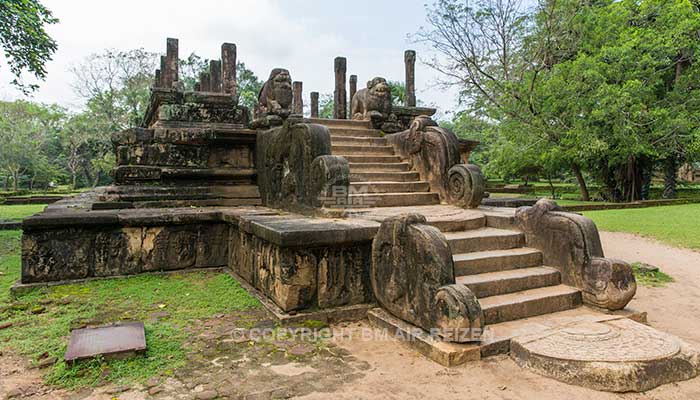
[511,318,700,392]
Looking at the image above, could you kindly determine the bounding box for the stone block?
[316,244,372,308]
[93,228,143,277]
[22,228,94,283]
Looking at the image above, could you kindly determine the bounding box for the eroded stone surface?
[371,214,483,342]
[515,199,636,310]
[511,318,700,392]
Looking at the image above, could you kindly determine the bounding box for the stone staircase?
[351,205,583,326]
[309,118,441,208]
[312,118,582,326]
[441,212,581,325]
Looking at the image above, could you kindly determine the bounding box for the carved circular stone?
[521,320,679,362]
[511,318,700,392]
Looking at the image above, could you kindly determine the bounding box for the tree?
[237,62,264,111]
[388,81,406,105]
[71,48,159,130]
[0,0,58,94]
[420,0,700,202]
[0,100,65,191]
[318,93,334,119]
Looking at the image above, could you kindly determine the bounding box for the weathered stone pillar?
[221,43,237,96]
[209,60,222,92]
[199,71,211,92]
[293,81,303,115]
[333,57,347,119]
[164,38,179,89]
[154,69,161,88]
[159,56,166,87]
[349,74,357,105]
[404,50,416,107]
[310,91,319,118]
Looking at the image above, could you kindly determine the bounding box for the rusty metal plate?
[65,322,147,362]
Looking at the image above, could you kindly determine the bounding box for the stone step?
[342,155,404,163]
[348,162,411,172]
[350,171,421,183]
[332,136,388,145]
[478,285,582,325]
[348,181,430,193]
[342,192,441,208]
[444,228,524,253]
[329,129,382,138]
[453,248,543,275]
[484,211,516,230]
[333,145,395,155]
[456,266,561,298]
[307,118,371,129]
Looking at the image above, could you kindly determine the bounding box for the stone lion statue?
[254,68,293,119]
[351,77,392,121]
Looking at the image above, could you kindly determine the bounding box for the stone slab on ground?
[511,318,700,392]
[65,322,147,362]
[367,307,481,367]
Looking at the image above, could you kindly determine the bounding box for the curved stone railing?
[371,213,484,342]
[514,199,637,311]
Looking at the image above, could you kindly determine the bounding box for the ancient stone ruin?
[16,38,700,392]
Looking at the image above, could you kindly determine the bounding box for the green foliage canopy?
[0,0,57,94]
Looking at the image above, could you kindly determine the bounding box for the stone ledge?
[237,214,379,247]
[228,270,372,325]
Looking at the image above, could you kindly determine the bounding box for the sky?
[0,0,462,118]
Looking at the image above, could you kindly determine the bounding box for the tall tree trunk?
[662,157,678,199]
[92,171,100,188]
[12,171,19,192]
[641,163,652,201]
[572,164,590,201]
[71,173,77,190]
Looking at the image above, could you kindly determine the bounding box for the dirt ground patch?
[2,231,700,399]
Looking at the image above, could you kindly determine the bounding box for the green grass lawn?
[583,204,700,249]
[0,229,260,389]
[0,204,47,221]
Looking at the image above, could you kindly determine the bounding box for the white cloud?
[0,0,460,115]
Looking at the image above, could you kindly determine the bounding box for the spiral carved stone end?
[447,164,485,208]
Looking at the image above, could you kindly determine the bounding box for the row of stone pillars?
[294,49,417,119]
[153,38,238,96]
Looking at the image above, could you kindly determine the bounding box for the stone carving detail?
[256,121,350,211]
[386,115,478,203]
[371,214,484,342]
[253,68,293,125]
[351,77,392,126]
[447,164,486,208]
[230,230,372,312]
[515,199,637,310]
[309,155,350,208]
[511,319,700,392]
[22,229,93,283]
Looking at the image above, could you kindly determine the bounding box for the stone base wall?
[20,199,377,314]
[21,222,229,284]
[229,229,372,312]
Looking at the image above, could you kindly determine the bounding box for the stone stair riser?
[481,290,582,324]
[448,233,524,253]
[454,251,543,275]
[459,268,562,298]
